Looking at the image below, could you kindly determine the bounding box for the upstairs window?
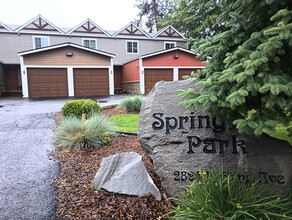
[33,36,50,49]
[82,38,97,49]
[126,41,139,54]
[164,42,176,50]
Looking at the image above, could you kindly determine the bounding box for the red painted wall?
[122,59,140,83]
[142,50,205,67]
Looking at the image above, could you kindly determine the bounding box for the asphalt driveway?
[0,95,128,219]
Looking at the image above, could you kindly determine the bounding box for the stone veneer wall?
[121,82,140,94]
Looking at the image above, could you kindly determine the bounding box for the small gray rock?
[93,152,161,201]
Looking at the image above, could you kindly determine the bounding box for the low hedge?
[61,99,102,117]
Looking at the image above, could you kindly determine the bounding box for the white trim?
[125,40,139,54]
[139,58,145,94]
[141,66,205,69]
[15,15,64,34]
[109,58,114,95]
[153,25,185,39]
[67,67,74,96]
[141,47,198,59]
[112,22,151,38]
[154,37,186,42]
[67,18,110,36]
[0,22,13,31]
[173,67,179,81]
[82,38,97,49]
[32,35,50,49]
[18,42,115,58]
[19,56,29,98]
[22,65,112,68]
[164,41,176,50]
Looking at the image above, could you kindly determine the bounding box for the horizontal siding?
[143,51,205,67]
[0,32,187,65]
[122,60,140,83]
[24,47,111,66]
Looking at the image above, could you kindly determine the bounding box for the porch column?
[139,58,145,94]
[67,67,74,97]
[19,56,29,98]
[109,58,114,95]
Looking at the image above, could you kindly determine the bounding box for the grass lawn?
[109,114,139,133]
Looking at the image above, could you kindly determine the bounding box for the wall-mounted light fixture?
[66,51,73,57]
[174,52,179,59]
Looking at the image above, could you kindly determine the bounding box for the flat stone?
[93,152,161,201]
[138,79,292,197]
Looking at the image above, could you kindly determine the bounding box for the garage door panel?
[27,68,68,98]
[144,69,173,94]
[179,69,198,80]
[74,68,109,96]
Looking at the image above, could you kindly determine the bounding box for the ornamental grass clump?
[52,113,113,149]
[166,170,292,220]
[117,96,144,112]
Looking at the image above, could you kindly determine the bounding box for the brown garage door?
[27,68,68,98]
[144,69,173,94]
[74,68,109,97]
[179,68,198,80]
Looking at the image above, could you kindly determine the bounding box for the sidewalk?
[0,94,132,116]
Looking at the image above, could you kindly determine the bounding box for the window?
[164,42,176,50]
[126,41,139,54]
[82,38,97,49]
[33,36,50,49]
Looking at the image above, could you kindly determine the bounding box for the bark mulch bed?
[53,107,171,220]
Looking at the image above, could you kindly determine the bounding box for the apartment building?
[0,15,204,98]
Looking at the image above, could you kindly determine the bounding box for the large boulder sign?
[138,79,292,197]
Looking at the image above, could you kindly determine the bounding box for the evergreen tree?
[160,0,231,39]
[172,0,292,138]
[135,0,174,32]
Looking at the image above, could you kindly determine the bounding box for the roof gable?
[18,42,115,58]
[113,22,150,38]
[140,47,205,67]
[153,25,184,39]
[67,19,110,36]
[15,15,64,33]
[140,47,196,59]
[0,22,12,31]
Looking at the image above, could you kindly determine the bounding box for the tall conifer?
[166,0,292,137]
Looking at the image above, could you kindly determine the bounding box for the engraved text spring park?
[152,112,248,154]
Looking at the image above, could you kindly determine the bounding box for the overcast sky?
[0,0,140,30]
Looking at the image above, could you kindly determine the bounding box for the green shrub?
[117,96,144,112]
[61,99,102,117]
[166,170,292,219]
[52,113,113,149]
